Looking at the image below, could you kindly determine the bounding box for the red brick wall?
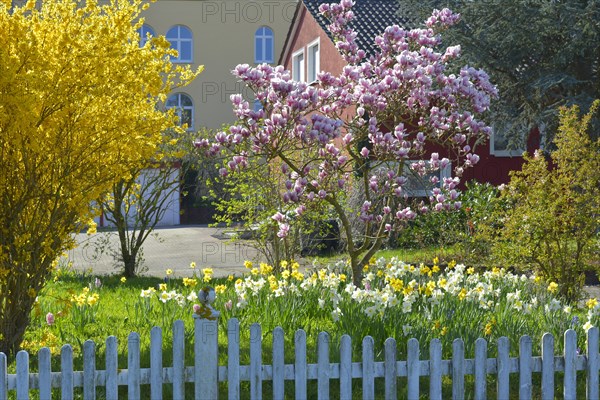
[282,5,346,75]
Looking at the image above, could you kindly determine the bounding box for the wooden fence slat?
[407,338,419,400]
[317,331,330,400]
[429,339,442,400]
[250,323,262,400]
[3,326,600,399]
[384,338,396,400]
[128,332,141,400]
[38,347,51,400]
[363,336,375,400]
[474,338,487,400]
[16,350,28,400]
[295,329,307,400]
[0,352,6,400]
[228,318,241,400]
[61,345,74,400]
[586,327,599,400]
[541,333,554,400]
[150,326,162,400]
[195,313,219,400]
[452,339,465,400]
[83,340,96,400]
[519,335,532,400]
[172,320,185,400]
[497,337,510,400]
[105,337,118,400]
[564,329,577,400]
[340,335,352,400]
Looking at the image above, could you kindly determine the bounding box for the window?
[292,49,305,82]
[254,26,274,63]
[253,99,263,112]
[307,38,320,83]
[137,24,155,47]
[166,25,193,63]
[490,121,525,157]
[166,93,194,130]
[376,160,452,197]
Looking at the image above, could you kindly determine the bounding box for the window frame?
[489,125,525,157]
[292,48,305,82]
[137,24,155,47]
[166,93,194,130]
[254,26,274,64]
[375,160,452,197]
[306,38,320,83]
[166,25,193,63]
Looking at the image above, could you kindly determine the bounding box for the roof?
[303,0,413,57]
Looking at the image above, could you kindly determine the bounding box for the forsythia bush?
[0,0,200,356]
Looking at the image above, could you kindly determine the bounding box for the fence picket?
[195,313,219,400]
[586,327,599,400]
[3,323,600,400]
[128,331,141,400]
[451,339,465,400]
[429,339,442,400]
[16,350,28,400]
[407,338,419,400]
[38,347,51,400]
[150,327,162,400]
[105,336,118,400]
[474,338,487,400]
[518,335,532,400]
[564,329,577,400]
[384,338,396,400]
[0,352,5,400]
[250,323,262,400]
[295,329,307,400]
[363,336,375,400]
[541,333,554,400]
[83,340,96,400]
[61,345,74,400]
[317,332,330,399]
[340,335,352,400]
[228,318,241,400]
[496,337,510,400]
[172,320,185,400]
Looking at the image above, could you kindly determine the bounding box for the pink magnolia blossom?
[200,0,496,282]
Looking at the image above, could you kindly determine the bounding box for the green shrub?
[486,101,600,301]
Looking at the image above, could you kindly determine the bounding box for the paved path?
[66,225,260,278]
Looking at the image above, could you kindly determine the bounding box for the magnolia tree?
[196,0,497,284]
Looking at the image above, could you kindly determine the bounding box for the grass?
[5,255,600,399]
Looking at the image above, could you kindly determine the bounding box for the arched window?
[254,26,274,63]
[166,93,194,130]
[137,24,155,47]
[166,25,193,63]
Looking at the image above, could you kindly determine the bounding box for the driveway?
[66,225,260,278]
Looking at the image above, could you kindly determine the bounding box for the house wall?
[281,5,345,76]
[279,3,535,188]
[142,0,296,130]
[95,168,181,228]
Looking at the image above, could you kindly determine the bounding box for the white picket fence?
[1,313,599,399]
